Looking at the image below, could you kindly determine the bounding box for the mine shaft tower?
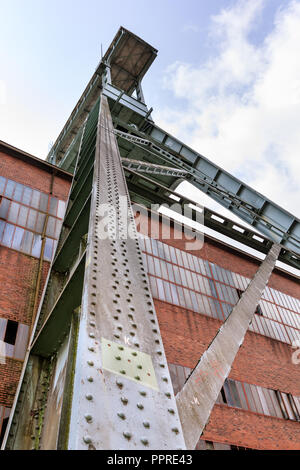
[2,27,300,450]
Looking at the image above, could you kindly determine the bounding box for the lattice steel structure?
[2,27,299,450]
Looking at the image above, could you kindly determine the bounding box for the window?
[4,320,18,346]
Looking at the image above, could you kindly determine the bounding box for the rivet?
[131,352,137,356]
[141,439,149,446]
[116,380,123,389]
[83,436,92,444]
[117,413,126,420]
[120,370,126,375]
[162,377,168,382]
[143,422,150,428]
[165,393,171,398]
[123,432,132,440]
[118,346,124,350]
[90,321,96,327]
[137,403,144,410]
[87,377,94,382]
[139,391,147,397]
[84,414,93,423]
[89,333,95,338]
[88,347,95,352]
[86,394,93,401]
[87,361,94,366]
[115,356,121,361]
[172,428,179,434]
[168,409,175,414]
[137,365,142,369]
[135,376,141,381]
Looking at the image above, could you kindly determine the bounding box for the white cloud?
[155,0,300,219]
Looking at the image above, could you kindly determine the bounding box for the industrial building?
[0,27,299,450]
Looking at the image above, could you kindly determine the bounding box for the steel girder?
[2,94,185,450]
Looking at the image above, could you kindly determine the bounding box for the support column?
[67,94,186,449]
[176,243,281,450]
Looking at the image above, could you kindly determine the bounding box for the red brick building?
[0,139,299,450]
[137,212,300,450]
[0,141,72,442]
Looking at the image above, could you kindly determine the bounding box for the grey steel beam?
[2,98,100,450]
[3,94,186,450]
[67,93,185,450]
[175,243,281,449]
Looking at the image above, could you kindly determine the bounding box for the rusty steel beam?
[175,242,281,450]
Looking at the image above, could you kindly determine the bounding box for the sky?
[0,0,299,272]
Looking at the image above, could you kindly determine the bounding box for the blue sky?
[1,0,300,226]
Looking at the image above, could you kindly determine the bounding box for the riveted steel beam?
[67,94,186,450]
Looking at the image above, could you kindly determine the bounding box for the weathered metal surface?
[67,94,186,450]
[121,156,188,177]
[176,243,281,450]
[96,26,157,95]
[38,335,70,449]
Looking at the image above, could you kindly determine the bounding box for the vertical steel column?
[67,94,186,450]
[176,243,281,450]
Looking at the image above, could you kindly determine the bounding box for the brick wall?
[0,151,70,200]
[0,359,23,407]
[0,148,71,413]
[0,247,48,326]
[136,210,300,300]
[203,405,300,450]
[143,215,300,449]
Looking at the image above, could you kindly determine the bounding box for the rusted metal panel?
[67,94,185,450]
[176,243,281,450]
[39,335,70,449]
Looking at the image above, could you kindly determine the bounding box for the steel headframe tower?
[2,27,299,450]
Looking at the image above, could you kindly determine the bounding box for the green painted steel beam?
[31,253,86,357]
